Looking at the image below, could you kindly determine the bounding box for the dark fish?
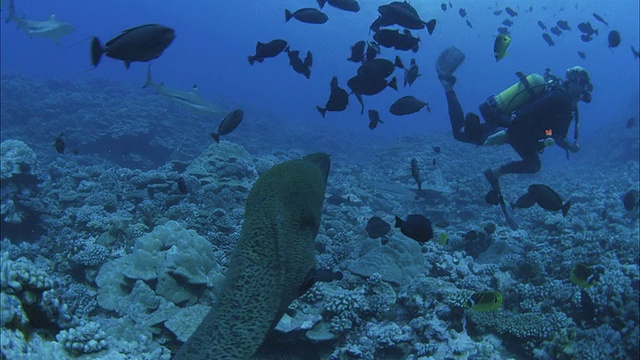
[497,27,510,35]
[210,109,244,143]
[448,1,452,8]
[514,184,571,216]
[327,194,350,205]
[623,189,638,211]
[432,158,436,166]
[626,117,636,128]
[502,19,513,27]
[374,29,420,52]
[607,30,621,49]
[365,41,380,62]
[550,26,562,36]
[317,0,360,12]
[357,56,403,78]
[348,75,397,114]
[368,109,384,129]
[389,96,429,116]
[465,19,473,28]
[557,20,571,31]
[433,146,441,154]
[441,3,447,12]
[177,177,188,194]
[369,16,395,33]
[347,40,366,62]
[537,20,547,30]
[459,8,467,18]
[580,34,593,43]
[631,46,640,59]
[316,77,349,118]
[577,51,586,60]
[464,230,478,241]
[411,158,421,191]
[286,48,312,79]
[91,24,175,69]
[71,148,79,155]
[377,1,434,31]
[493,10,503,15]
[285,8,328,24]
[578,22,598,36]
[571,263,598,288]
[394,214,433,243]
[299,268,343,295]
[592,13,608,27]
[248,39,288,65]
[404,58,420,87]
[505,7,517,17]
[579,289,596,323]
[348,74,397,96]
[365,216,391,238]
[54,133,65,154]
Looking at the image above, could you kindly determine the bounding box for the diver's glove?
[566,142,580,153]
[483,130,508,147]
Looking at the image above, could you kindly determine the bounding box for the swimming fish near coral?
[571,263,597,289]
[210,109,244,143]
[394,214,433,243]
[466,291,503,311]
[365,216,391,239]
[54,133,65,154]
[623,189,638,211]
[513,184,571,217]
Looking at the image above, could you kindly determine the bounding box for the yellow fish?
[494,34,511,62]
[466,291,503,311]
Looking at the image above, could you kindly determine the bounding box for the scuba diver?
[435,46,593,228]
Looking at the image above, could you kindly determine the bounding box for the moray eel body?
[174,153,330,360]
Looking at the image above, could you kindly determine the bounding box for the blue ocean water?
[1,0,639,359]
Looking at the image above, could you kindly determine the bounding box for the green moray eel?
[174,153,330,360]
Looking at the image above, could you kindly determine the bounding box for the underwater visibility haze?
[1,0,638,359]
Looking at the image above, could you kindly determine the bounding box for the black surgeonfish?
[91,24,175,69]
[390,96,429,116]
[316,77,349,118]
[54,133,65,154]
[550,26,562,36]
[578,22,598,36]
[248,39,288,65]
[607,30,621,49]
[365,216,391,238]
[376,1,436,34]
[317,0,360,13]
[537,21,547,30]
[410,158,421,191]
[285,8,328,24]
[368,109,383,129]
[177,177,188,194]
[357,57,403,78]
[286,48,313,78]
[394,214,433,243]
[299,268,343,295]
[211,109,244,143]
[557,20,571,31]
[513,184,571,216]
[347,40,366,62]
[542,33,555,46]
[623,189,638,211]
[373,29,420,52]
[404,58,420,87]
[592,13,608,27]
[505,7,517,17]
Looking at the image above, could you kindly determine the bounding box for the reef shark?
[143,64,223,115]
[4,0,74,45]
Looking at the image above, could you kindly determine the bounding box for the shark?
[4,0,74,45]
[143,64,224,115]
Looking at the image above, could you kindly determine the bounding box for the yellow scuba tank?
[493,72,546,114]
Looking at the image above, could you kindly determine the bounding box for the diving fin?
[436,46,466,76]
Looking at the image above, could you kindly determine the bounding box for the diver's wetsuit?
[445,88,575,176]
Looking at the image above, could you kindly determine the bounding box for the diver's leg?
[446,90,465,136]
